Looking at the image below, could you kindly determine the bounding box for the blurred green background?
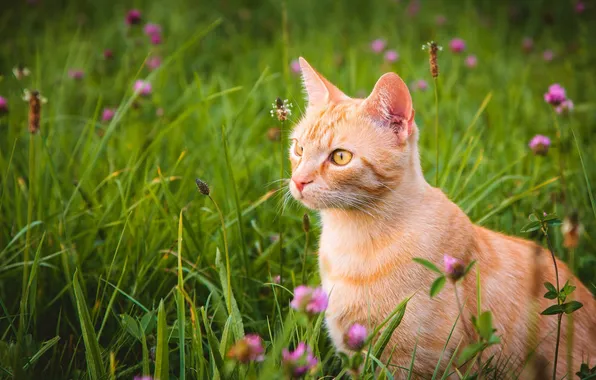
[0,0,594,378]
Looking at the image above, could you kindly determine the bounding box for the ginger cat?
[288,57,596,378]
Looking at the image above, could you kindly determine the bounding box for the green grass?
[0,0,595,378]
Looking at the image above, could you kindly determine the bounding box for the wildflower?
[528,135,551,156]
[282,342,318,378]
[125,9,142,26]
[133,80,152,96]
[575,2,585,13]
[443,254,465,281]
[150,34,162,45]
[522,37,534,53]
[384,50,399,63]
[101,108,115,122]
[195,178,210,196]
[344,323,367,351]
[290,285,328,315]
[406,0,420,17]
[290,59,301,74]
[270,98,292,121]
[147,56,162,71]
[266,127,281,141]
[449,38,466,53]
[555,99,574,115]
[103,49,114,60]
[133,377,153,380]
[411,79,428,92]
[143,23,162,37]
[435,14,447,25]
[422,41,442,78]
[13,65,31,80]
[543,50,554,61]
[156,107,164,117]
[544,84,567,106]
[370,39,386,53]
[273,275,281,284]
[465,55,477,68]
[227,334,265,363]
[68,69,84,80]
[0,96,8,116]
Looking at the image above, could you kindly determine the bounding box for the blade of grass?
[177,211,186,380]
[570,127,596,220]
[73,270,105,378]
[154,299,169,380]
[215,248,244,340]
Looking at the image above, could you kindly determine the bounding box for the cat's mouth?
[289,181,321,210]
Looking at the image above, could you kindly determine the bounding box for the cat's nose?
[292,177,313,192]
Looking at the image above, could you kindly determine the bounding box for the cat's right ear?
[299,57,349,107]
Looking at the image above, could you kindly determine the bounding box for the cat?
[288,57,596,378]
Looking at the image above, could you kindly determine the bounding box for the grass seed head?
[195,178,210,196]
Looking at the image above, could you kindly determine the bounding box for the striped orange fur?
[289,57,596,378]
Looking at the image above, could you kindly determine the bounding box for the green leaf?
[458,342,485,365]
[547,220,562,227]
[120,314,142,340]
[200,307,225,376]
[562,301,583,314]
[561,282,577,297]
[154,299,169,380]
[520,221,541,233]
[544,291,558,300]
[215,248,244,340]
[476,311,494,341]
[370,296,410,363]
[544,282,557,293]
[140,311,156,333]
[73,272,105,379]
[22,336,60,370]
[430,276,447,298]
[463,260,477,277]
[541,304,564,315]
[487,334,501,345]
[413,258,442,274]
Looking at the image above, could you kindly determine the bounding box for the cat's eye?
[331,149,353,166]
[294,141,304,156]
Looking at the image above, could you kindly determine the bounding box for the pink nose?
[292,178,313,192]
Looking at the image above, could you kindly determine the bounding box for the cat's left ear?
[361,73,415,144]
[299,57,349,107]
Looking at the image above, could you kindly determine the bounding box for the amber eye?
[294,141,304,156]
[331,149,353,166]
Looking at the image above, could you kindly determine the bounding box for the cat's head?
[289,57,419,211]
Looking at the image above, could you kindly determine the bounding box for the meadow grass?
[0,0,595,378]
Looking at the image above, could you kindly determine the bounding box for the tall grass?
[0,0,594,378]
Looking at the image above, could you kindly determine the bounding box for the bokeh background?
[0,0,595,378]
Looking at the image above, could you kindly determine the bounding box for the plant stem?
[301,229,309,284]
[434,78,439,187]
[279,120,285,284]
[543,226,561,380]
[567,249,574,380]
[554,313,562,380]
[210,195,232,314]
[544,230,560,294]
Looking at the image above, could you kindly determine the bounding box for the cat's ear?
[361,73,415,144]
[299,57,349,107]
